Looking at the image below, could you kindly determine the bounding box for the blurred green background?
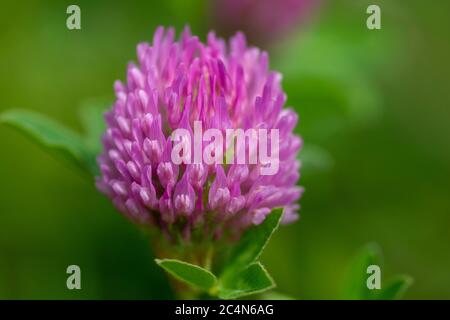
[1,0,449,299]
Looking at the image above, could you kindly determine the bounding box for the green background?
[1,0,449,299]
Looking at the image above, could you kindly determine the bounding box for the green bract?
[156,209,282,299]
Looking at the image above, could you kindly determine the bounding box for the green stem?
[204,245,214,271]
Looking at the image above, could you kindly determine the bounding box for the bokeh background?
[1,0,449,299]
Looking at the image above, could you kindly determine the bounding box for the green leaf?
[223,208,283,278]
[0,109,97,176]
[218,262,275,299]
[155,259,217,291]
[343,243,383,300]
[376,275,413,300]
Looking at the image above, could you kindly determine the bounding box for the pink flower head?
[96,26,303,242]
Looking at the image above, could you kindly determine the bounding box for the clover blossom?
[96,26,303,242]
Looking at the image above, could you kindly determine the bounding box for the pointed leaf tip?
[155,259,217,292]
[218,262,275,299]
[224,208,283,276]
